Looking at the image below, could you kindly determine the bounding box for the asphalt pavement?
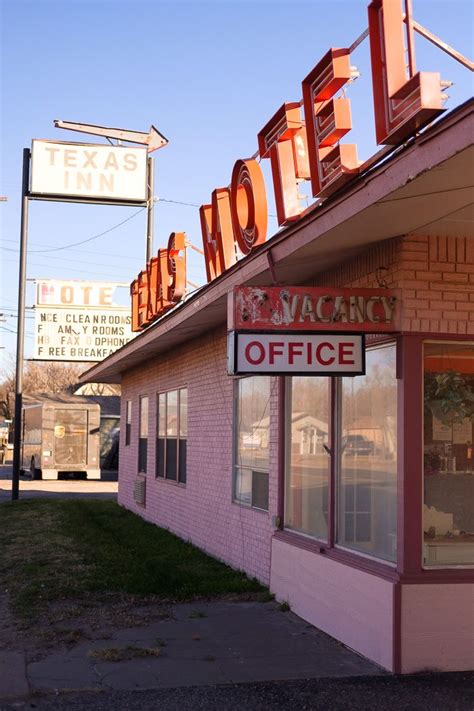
[1,464,472,709]
[1,673,473,710]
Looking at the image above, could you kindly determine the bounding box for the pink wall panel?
[270,537,395,671]
[401,584,474,673]
[118,326,278,585]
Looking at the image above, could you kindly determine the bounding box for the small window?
[156,388,187,484]
[138,396,148,473]
[125,400,132,446]
[233,376,270,511]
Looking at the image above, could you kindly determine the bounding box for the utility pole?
[12,149,30,500]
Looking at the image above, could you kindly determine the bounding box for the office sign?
[230,287,401,333]
[228,332,365,376]
[30,140,148,203]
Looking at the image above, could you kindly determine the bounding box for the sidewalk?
[0,600,382,701]
[0,464,117,502]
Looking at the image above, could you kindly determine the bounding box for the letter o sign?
[230,159,268,255]
[245,340,265,365]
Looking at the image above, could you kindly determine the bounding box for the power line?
[2,258,135,280]
[3,207,146,254]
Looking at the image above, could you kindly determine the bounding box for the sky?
[0,0,473,370]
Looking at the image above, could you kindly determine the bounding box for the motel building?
[80,3,474,674]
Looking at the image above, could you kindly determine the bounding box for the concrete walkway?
[0,464,117,502]
[0,601,381,701]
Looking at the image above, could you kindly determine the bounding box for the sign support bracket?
[146,157,154,262]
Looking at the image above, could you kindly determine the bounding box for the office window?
[337,344,397,563]
[423,342,474,567]
[233,376,270,510]
[138,396,148,473]
[125,400,132,446]
[285,377,330,542]
[156,388,187,484]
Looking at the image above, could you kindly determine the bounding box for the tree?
[0,361,86,420]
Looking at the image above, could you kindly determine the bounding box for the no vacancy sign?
[228,332,365,376]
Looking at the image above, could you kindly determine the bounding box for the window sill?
[274,529,399,582]
[232,499,268,514]
[155,476,186,488]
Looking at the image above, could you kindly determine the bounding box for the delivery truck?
[21,396,101,480]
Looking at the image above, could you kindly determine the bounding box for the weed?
[279,600,291,612]
[189,610,207,619]
[88,645,161,662]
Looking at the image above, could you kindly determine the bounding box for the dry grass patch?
[89,644,162,662]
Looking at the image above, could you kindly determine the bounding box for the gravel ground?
[2,673,473,711]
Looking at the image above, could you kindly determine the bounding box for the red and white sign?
[228,332,365,376]
[230,286,401,333]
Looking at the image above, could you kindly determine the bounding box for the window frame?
[233,375,271,512]
[156,387,188,485]
[283,340,399,567]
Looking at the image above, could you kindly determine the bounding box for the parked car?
[342,434,374,456]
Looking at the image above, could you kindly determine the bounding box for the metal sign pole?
[146,156,154,262]
[12,148,31,500]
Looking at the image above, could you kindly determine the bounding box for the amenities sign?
[30,140,148,203]
[228,332,365,376]
[34,280,135,362]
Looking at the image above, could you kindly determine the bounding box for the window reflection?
[285,378,329,541]
[423,342,474,567]
[338,344,397,562]
[234,377,270,510]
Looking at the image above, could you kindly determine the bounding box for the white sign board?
[34,307,134,361]
[37,280,121,308]
[228,332,365,375]
[30,140,147,202]
[33,280,135,362]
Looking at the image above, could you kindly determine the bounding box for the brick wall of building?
[320,235,474,335]
[118,233,473,587]
[119,325,278,585]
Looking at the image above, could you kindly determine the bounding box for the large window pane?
[285,378,329,541]
[338,344,397,562]
[234,377,270,509]
[423,342,474,567]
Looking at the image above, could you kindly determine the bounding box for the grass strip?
[0,498,265,619]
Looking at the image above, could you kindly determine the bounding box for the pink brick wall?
[321,235,474,335]
[119,326,278,585]
[118,233,473,590]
